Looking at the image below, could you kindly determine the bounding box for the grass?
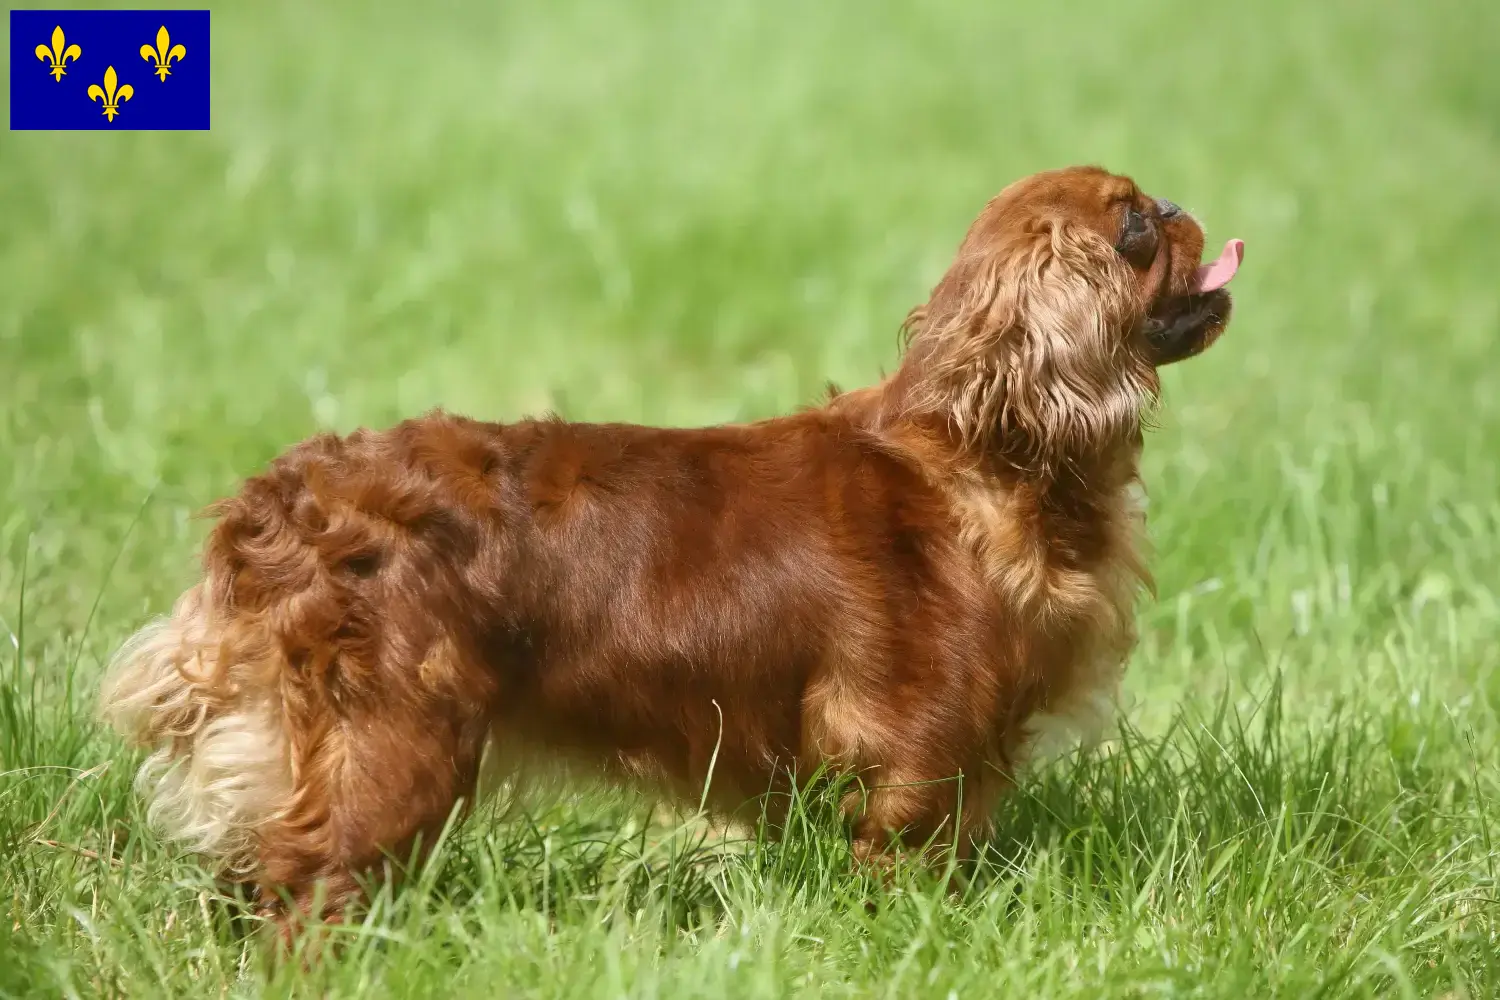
[3,0,1499,994]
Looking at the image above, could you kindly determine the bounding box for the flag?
[10,9,210,130]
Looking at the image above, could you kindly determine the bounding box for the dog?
[100,165,1242,926]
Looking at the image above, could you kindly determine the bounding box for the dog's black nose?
[1156,198,1182,218]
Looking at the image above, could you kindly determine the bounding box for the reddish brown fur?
[100,166,1236,926]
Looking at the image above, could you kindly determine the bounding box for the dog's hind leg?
[251,637,496,928]
[102,589,495,932]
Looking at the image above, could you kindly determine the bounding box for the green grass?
[3,0,1499,995]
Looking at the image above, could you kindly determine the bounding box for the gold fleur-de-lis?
[34,25,82,81]
[139,25,186,81]
[87,66,134,122]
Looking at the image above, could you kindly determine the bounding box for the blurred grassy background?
[2,0,1498,995]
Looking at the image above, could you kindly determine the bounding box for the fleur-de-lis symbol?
[139,25,186,81]
[34,25,82,81]
[87,66,134,122]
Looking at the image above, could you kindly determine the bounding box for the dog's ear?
[901,217,1157,470]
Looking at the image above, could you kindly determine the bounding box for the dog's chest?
[950,475,1148,743]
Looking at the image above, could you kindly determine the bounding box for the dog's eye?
[1115,207,1158,266]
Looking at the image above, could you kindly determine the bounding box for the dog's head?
[899,165,1242,469]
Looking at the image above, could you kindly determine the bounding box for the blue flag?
[10,9,210,130]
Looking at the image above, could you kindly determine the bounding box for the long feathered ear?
[900,217,1158,471]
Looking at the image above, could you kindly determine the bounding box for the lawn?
[3,0,1498,995]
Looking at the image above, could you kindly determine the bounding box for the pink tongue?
[1192,239,1244,293]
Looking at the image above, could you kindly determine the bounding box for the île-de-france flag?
[10,9,210,129]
